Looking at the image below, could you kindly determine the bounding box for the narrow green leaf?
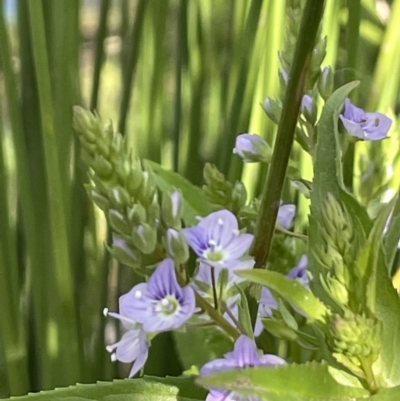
[8,377,206,401]
[383,194,400,271]
[143,159,217,225]
[235,270,328,322]
[197,361,370,401]
[235,284,254,338]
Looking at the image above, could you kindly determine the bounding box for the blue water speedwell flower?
[124,258,195,332]
[340,98,392,141]
[184,210,254,268]
[201,335,286,401]
[287,254,309,287]
[233,134,271,163]
[277,204,296,229]
[104,295,150,377]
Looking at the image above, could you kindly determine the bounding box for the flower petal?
[114,330,144,363]
[222,234,254,260]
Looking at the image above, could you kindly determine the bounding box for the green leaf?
[235,270,328,322]
[143,160,217,225]
[235,284,254,338]
[383,194,400,271]
[8,377,206,401]
[197,361,370,401]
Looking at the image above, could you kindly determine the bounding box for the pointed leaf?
[143,160,217,225]
[383,194,400,271]
[197,361,370,401]
[8,377,206,401]
[235,269,328,322]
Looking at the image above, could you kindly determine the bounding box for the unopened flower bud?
[231,182,247,212]
[318,66,334,101]
[301,94,318,125]
[108,234,141,268]
[233,134,271,163]
[131,223,157,254]
[166,228,189,264]
[135,171,156,206]
[278,68,289,88]
[147,193,161,224]
[108,209,130,235]
[91,154,113,179]
[263,98,282,124]
[128,204,147,225]
[109,186,131,210]
[311,36,327,72]
[89,188,110,211]
[126,159,143,195]
[162,190,182,228]
[73,106,99,142]
[277,204,296,229]
[321,274,349,306]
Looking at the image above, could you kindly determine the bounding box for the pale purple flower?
[122,258,195,332]
[277,204,296,229]
[287,254,309,287]
[103,293,150,377]
[233,134,271,163]
[340,98,392,141]
[301,94,317,124]
[200,335,286,401]
[184,210,254,268]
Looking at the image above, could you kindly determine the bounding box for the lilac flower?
[287,254,309,287]
[104,296,150,377]
[184,210,254,268]
[201,335,286,401]
[277,204,296,229]
[233,134,271,163]
[340,98,392,141]
[122,258,195,332]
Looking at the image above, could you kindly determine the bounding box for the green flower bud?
[73,106,99,143]
[231,182,247,213]
[126,159,143,195]
[131,223,157,254]
[108,234,141,268]
[328,311,381,360]
[278,68,289,89]
[79,136,97,156]
[109,186,131,210]
[89,188,110,211]
[147,193,161,224]
[318,66,334,101]
[263,98,282,124]
[127,204,147,225]
[108,209,131,235]
[162,190,182,228]
[91,154,114,179]
[138,171,157,205]
[321,274,349,306]
[166,228,189,264]
[114,160,130,184]
[311,36,327,73]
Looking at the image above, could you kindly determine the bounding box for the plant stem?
[250,0,326,269]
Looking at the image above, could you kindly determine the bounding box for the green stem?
[276,227,308,241]
[195,292,240,340]
[251,0,326,269]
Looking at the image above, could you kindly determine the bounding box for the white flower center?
[156,295,180,316]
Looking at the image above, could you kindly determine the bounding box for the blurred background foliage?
[0,0,399,398]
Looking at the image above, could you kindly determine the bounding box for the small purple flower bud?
[166,228,189,264]
[184,210,254,268]
[131,223,157,254]
[277,204,296,229]
[124,258,195,332]
[233,134,271,163]
[108,234,141,268]
[200,335,286,401]
[339,98,392,141]
[254,287,279,336]
[287,254,309,287]
[301,94,317,125]
[279,68,289,88]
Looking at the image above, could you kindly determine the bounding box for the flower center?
[206,250,224,261]
[157,296,180,316]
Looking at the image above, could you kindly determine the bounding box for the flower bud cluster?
[328,311,381,369]
[202,163,247,213]
[74,107,162,268]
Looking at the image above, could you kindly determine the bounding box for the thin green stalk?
[27,0,81,384]
[118,0,148,136]
[251,0,326,269]
[343,0,361,190]
[90,0,111,111]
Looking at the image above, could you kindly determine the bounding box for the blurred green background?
[0,0,399,397]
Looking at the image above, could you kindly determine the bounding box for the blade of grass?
[27,0,82,385]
